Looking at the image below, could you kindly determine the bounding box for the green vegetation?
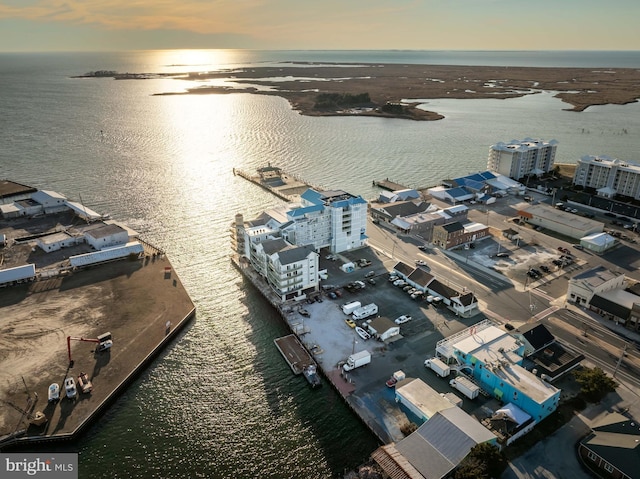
[314,92,371,109]
[573,366,618,402]
[453,443,507,479]
[381,102,405,114]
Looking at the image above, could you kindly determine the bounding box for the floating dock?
[233,165,322,202]
[274,334,315,375]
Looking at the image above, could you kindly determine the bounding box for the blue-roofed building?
[290,189,368,253]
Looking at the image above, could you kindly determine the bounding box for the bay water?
[1,50,639,478]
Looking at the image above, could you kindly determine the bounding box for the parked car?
[403,285,413,292]
[364,271,375,278]
[415,259,427,266]
[64,377,77,399]
[504,323,515,331]
[418,245,427,251]
[345,318,356,328]
[394,315,412,324]
[495,252,509,258]
[77,372,93,394]
[572,244,584,250]
[393,279,406,287]
[540,265,550,273]
[48,383,60,403]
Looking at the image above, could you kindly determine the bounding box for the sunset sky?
[1,0,638,52]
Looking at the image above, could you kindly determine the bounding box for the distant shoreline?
[76,63,640,121]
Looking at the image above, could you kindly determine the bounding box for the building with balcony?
[487,138,558,181]
[573,155,640,199]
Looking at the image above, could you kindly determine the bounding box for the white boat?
[355,326,371,340]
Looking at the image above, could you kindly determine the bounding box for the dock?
[372,178,408,191]
[274,334,315,375]
[233,165,323,202]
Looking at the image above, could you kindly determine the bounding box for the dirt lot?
[0,255,194,443]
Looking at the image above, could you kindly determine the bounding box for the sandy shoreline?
[120,63,640,120]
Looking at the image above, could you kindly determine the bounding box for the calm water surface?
[1,50,639,478]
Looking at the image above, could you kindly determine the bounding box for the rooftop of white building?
[579,155,640,172]
[491,138,558,152]
[571,266,621,288]
[396,378,455,419]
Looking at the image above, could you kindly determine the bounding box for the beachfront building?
[573,155,640,199]
[294,189,368,253]
[436,320,561,422]
[252,238,319,302]
[487,138,558,181]
[84,224,130,250]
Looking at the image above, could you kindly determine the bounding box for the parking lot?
[288,253,499,443]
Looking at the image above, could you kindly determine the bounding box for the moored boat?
[303,364,322,388]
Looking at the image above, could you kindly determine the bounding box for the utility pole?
[613,343,629,378]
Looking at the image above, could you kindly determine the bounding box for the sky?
[0,0,638,52]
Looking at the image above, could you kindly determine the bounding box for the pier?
[233,165,323,202]
[372,178,408,191]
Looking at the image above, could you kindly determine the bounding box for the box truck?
[424,357,450,378]
[449,376,480,400]
[342,301,362,315]
[342,350,372,372]
[352,303,378,320]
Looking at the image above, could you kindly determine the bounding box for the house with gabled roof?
[579,412,640,479]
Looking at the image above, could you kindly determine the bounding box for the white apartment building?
[285,189,368,253]
[254,238,319,302]
[487,138,558,180]
[573,155,640,199]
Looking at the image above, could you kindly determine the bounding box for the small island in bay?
[77,63,640,120]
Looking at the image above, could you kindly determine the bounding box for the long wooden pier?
[372,178,408,191]
[233,165,323,202]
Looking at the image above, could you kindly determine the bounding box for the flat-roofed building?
[573,155,640,199]
[568,266,625,306]
[436,320,561,422]
[488,138,558,180]
[395,378,456,424]
[84,224,129,250]
[518,204,604,239]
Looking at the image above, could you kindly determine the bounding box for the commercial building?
[517,204,604,239]
[435,320,561,423]
[568,266,626,306]
[573,155,640,200]
[487,138,558,181]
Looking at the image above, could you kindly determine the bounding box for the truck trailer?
[352,303,378,320]
[343,350,372,372]
[449,376,480,400]
[342,301,362,315]
[424,357,450,378]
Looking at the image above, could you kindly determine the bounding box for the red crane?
[67,332,112,367]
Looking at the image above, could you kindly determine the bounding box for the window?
[587,451,597,462]
[603,463,613,473]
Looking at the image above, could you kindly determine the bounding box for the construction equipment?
[67,332,112,367]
